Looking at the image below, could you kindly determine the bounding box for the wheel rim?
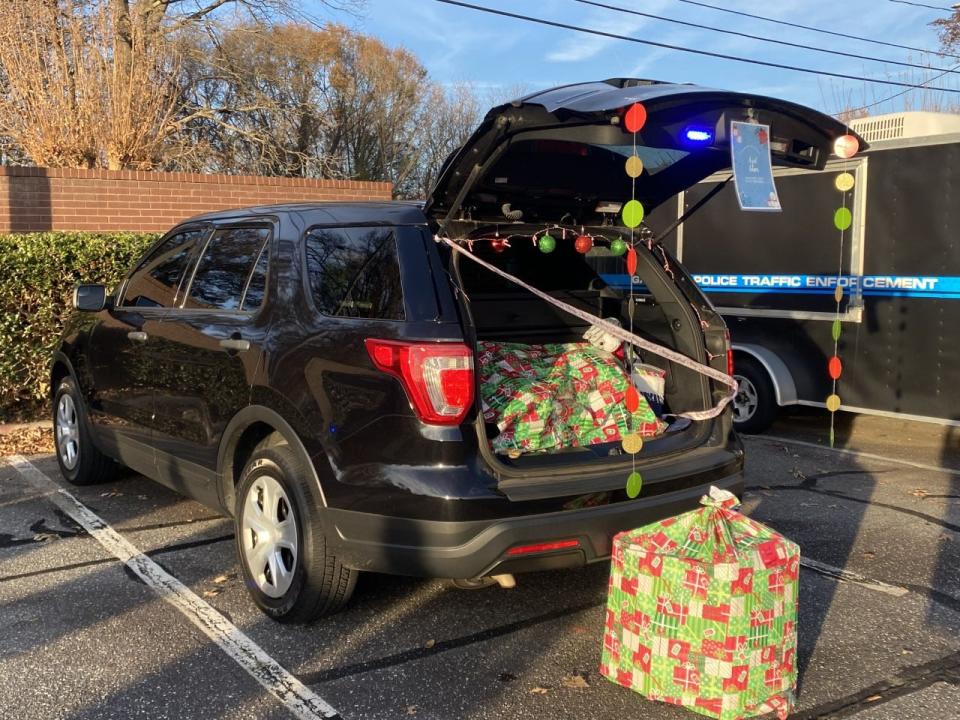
[55,394,80,470]
[733,374,759,423]
[240,475,298,598]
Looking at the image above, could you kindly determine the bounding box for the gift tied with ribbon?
[436,234,738,423]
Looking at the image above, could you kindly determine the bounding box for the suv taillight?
[365,339,474,425]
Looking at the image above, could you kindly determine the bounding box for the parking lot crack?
[790,650,960,719]
[300,597,605,685]
[747,483,960,535]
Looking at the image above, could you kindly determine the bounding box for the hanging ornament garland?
[620,102,647,498]
[827,132,860,447]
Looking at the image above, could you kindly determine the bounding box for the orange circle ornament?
[624,103,647,133]
[828,355,843,380]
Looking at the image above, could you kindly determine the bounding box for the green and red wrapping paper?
[478,341,665,454]
[600,488,799,720]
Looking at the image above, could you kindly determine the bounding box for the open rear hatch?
[424,78,863,489]
[426,77,863,230]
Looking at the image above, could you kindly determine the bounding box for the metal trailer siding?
[645,139,960,424]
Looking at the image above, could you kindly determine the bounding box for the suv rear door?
[147,222,272,505]
[87,225,209,472]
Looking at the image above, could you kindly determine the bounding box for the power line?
[672,0,960,61]
[575,0,960,75]
[433,0,960,93]
[888,0,955,11]
[846,59,960,113]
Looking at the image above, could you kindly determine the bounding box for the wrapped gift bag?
[600,487,800,720]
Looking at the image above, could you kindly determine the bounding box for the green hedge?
[0,231,158,419]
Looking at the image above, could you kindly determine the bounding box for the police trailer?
[649,111,960,433]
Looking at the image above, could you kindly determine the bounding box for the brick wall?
[0,166,393,233]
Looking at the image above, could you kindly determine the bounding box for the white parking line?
[7,455,340,720]
[751,434,960,477]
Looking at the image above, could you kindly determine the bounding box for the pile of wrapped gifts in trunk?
[600,488,800,719]
[478,337,668,454]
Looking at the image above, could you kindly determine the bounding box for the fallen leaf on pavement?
[424,639,435,649]
[213,574,234,584]
[910,488,929,498]
[561,674,589,689]
[33,532,55,542]
[406,705,418,715]
[530,686,550,695]
[865,695,883,702]
[202,589,222,598]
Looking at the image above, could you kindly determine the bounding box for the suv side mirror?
[73,284,108,312]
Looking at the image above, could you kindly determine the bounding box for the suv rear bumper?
[325,471,743,579]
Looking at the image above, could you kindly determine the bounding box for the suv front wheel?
[235,444,357,622]
[53,377,119,485]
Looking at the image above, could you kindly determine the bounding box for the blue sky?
[307,0,959,116]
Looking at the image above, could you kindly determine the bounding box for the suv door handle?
[219,338,250,352]
[127,331,148,342]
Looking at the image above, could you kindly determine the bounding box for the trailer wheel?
[732,356,777,434]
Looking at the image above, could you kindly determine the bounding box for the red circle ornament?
[625,385,640,413]
[624,103,647,133]
[626,247,638,276]
[491,238,508,253]
[833,134,859,159]
[574,235,593,254]
[828,355,843,380]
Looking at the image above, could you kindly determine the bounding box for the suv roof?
[181,201,424,227]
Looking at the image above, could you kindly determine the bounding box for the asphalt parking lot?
[1,411,959,720]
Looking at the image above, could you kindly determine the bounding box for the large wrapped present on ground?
[600,488,800,720]
[478,340,666,454]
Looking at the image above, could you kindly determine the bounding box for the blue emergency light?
[682,127,713,145]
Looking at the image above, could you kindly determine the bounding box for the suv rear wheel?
[53,377,118,485]
[235,444,357,622]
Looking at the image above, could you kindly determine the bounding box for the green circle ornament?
[831,318,842,342]
[622,199,645,228]
[834,207,852,231]
[609,238,628,256]
[538,233,557,253]
[626,471,643,498]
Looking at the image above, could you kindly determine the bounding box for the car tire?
[235,444,357,622]
[732,356,777,434]
[53,377,119,485]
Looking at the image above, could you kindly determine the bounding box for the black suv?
[52,80,854,621]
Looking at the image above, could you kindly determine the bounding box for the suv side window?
[121,227,207,308]
[184,226,271,311]
[304,226,404,320]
